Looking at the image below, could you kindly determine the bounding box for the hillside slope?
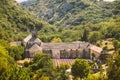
[0,0,54,41]
[21,0,114,26]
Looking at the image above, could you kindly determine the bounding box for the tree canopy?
[71,59,90,79]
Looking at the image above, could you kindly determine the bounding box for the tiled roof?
[29,44,42,52]
[90,45,103,53]
[52,59,93,66]
[23,34,32,43]
[52,59,75,66]
[34,38,42,43]
[41,42,90,50]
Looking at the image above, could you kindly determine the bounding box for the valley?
[0,0,120,80]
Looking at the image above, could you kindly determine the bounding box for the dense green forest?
[0,0,120,80]
[0,0,55,41]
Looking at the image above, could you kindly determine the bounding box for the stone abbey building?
[23,32,103,60]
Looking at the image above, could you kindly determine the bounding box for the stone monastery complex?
[23,32,103,61]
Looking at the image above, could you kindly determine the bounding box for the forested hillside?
[0,0,120,43]
[0,0,55,41]
[21,0,120,26]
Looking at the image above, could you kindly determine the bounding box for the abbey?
[23,32,103,60]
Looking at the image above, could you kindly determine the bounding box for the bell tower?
[31,31,37,38]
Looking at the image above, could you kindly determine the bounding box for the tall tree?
[0,46,12,75]
[81,29,88,42]
[7,46,24,60]
[71,59,90,79]
[29,52,56,80]
[107,52,120,80]
[56,64,70,80]
[88,31,101,44]
[113,40,120,50]
[0,65,30,80]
